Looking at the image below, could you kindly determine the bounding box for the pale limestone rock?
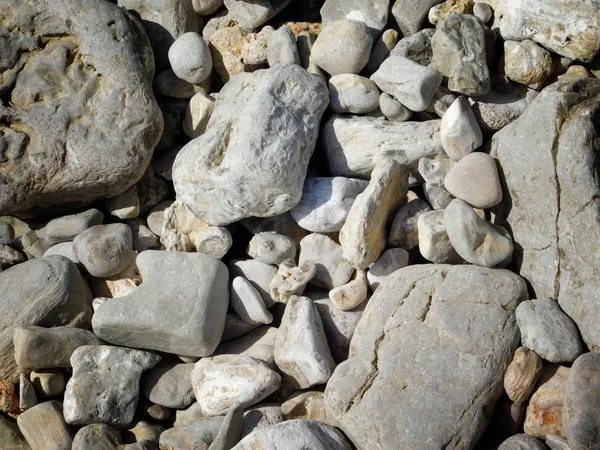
[231,277,273,325]
[388,199,432,249]
[329,270,368,311]
[247,232,296,265]
[440,96,483,161]
[270,259,316,303]
[366,248,409,290]
[417,210,461,263]
[443,152,502,208]
[183,92,215,138]
[299,234,354,290]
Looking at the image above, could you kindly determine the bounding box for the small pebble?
[231,277,273,325]
[440,96,483,161]
[379,92,412,122]
[473,3,493,23]
[168,32,213,84]
[247,232,296,265]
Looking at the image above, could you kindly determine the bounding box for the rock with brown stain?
[504,347,544,403]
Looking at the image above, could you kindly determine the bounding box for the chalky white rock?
[168,32,213,84]
[440,96,483,161]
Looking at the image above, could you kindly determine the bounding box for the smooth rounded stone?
[241,404,288,438]
[311,20,373,76]
[546,435,571,450]
[214,326,278,369]
[73,224,135,278]
[516,300,582,363]
[444,152,502,208]
[328,75,380,114]
[0,414,30,450]
[183,92,215,139]
[322,115,443,179]
[504,347,544,404]
[417,210,461,263]
[296,30,326,79]
[19,372,37,411]
[499,434,547,450]
[147,201,174,238]
[173,65,329,227]
[17,401,73,450]
[473,2,492,23]
[430,14,490,96]
[320,0,389,38]
[267,26,300,66]
[0,244,24,268]
[427,86,457,118]
[275,296,336,389]
[388,198,432,249]
[72,424,123,450]
[38,209,104,246]
[324,264,527,450]
[169,32,212,84]
[366,248,409,290]
[223,0,291,30]
[282,391,327,423]
[379,93,412,122]
[504,40,554,88]
[233,419,351,450]
[440,96,483,161]
[299,234,354,290]
[192,355,281,416]
[339,159,408,269]
[21,230,49,259]
[30,370,66,398]
[141,363,195,410]
[329,270,368,311]
[247,233,296,266]
[391,0,444,36]
[193,0,223,14]
[43,241,79,265]
[390,28,435,66]
[231,277,273,325]
[371,56,442,112]
[104,186,140,220]
[270,259,316,303]
[159,417,224,450]
[242,213,309,247]
[229,259,278,309]
[364,29,399,75]
[290,177,368,233]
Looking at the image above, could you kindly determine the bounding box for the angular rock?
[444,152,502,208]
[228,259,278,308]
[329,270,368,311]
[241,404,288,438]
[159,417,223,450]
[366,248,409,290]
[388,198,432,249]
[440,96,483,161]
[241,213,309,246]
[390,28,435,66]
[270,259,316,303]
[419,155,456,187]
[320,0,389,38]
[267,26,300,66]
[19,372,37,411]
[223,0,292,30]
[230,277,273,325]
[281,391,327,424]
[30,370,66,398]
[17,401,73,450]
[429,0,475,25]
[38,209,104,246]
[417,210,462,263]
[141,363,195,409]
[299,234,354,290]
[424,180,455,209]
[504,40,554,88]
[324,264,527,450]
[504,347,544,404]
[247,233,296,266]
[391,0,444,36]
[328,75,380,114]
[546,434,571,450]
[169,32,212,84]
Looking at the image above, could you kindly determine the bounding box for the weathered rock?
[329,270,368,311]
[364,30,399,75]
[498,434,547,450]
[444,152,502,208]
[159,417,223,450]
[247,233,296,266]
[525,364,569,439]
[208,405,244,450]
[270,259,316,303]
[223,0,292,30]
[299,234,354,290]
[320,0,389,38]
[391,0,444,36]
[419,156,456,187]
[38,209,104,246]
[417,210,462,263]
[241,404,288,438]
[126,217,161,253]
[324,264,527,450]
[504,347,544,404]
[379,92,412,122]
[147,201,173,238]
[241,213,309,246]
[429,0,475,25]
[193,0,223,15]
[546,434,571,450]
[0,379,18,415]
[214,326,278,368]
[17,401,73,450]
[267,26,300,66]
[388,198,432,249]
[0,414,30,450]
[141,363,195,409]
[19,372,37,411]
[366,248,409,290]
[92,251,229,357]
[0,244,24,268]
[124,420,165,445]
[390,28,435,66]
[504,40,554,88]
[228,259,278,308]
[141,398,172,423]
[440,96,483,161]
[169,32,212,84]
[72,424,123,450]
[89,264,142,299]
[173,64,329,226]
[328,75,380,114]
[104,186,140,220]
[231,277,273,325]
[183,92,215,139]
[43,242,79,265]
[30,370,66,398]
[281,391,327,423]
[473,2,492,23]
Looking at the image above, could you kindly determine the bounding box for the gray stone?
[241,213,309,246]
[311,20,373,76]
[320,0,390,38]
[17,401,73,450]
[324,264,527,450]
[427,85,457,118]
[19,372,37,411]
[390,28,435,66]
[299,234,354,290]
[30,370,66,398]
[0,244,24,268]
[0,0,162,216]
[388,198,432,249]
[169,32,212,84]
[241,404,288,438]
[72,424,123,450]
[92,251,229,357]
[328,75,379,114]
[228,259,278,309]
[417,210,461,263]
[153,69,211,99]
[159,417,223,449]
[504,40,554,88]
[490,79,600,350]
[104,185,140,220]
[267,26,300,66]
[209,405,244,450]
[64,345,160,428]
[297,31,326,79]
[391,0,444,36]
[444,152,502,208]
[498,434,547,450]
[0,220,15,245]
[223,0,292,30]
[193,0,223,15]
[473,2,492,23]
[270,259,316,303]
[126,217,161,253]
[247,232,296,266]
[141,363,195,409]
[230,277,273,325]
[147,201,173,237]
[214,326,277,368]
[440,96,483,161]
[366,248,409,290]
[182,92,215,140]
[423,182,454,209]
[0,414,30,450]
[0,256,92,381]
[38,209,104,246]
[418,155,455,186]
[173,65,329,226]
[379,93,412,122]
[364,29,399,75]
[430,14,490,96]
[546,435,571,450]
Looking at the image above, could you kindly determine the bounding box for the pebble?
[231,277,273,325]
[418,156,456,186]
[328,74,380,114]
[320,0,389,38]
[104,186,140,220]
[329,270,368,311]
[247,232,296,265]
[424,180,455,209]
[214,326,278,368]
[241,404,288,438]
[147,201,173,238]
[504,347,544,404]
[444,152,503,208]
[267,26,300,66]
[0,413,29,450]
[440,96,483,161]
[242,213,309,247]
[168,32,212,84]
[192,0,223,15]
[366,248,409,290]
[270,259,316,303]
[17,401,73,450]
[72,423,122,450]
[379,92,412,122]
[141,363,195,410]
[37,209,104,246]
[390,28,435,66]
[19,372,37,411]
[516,299,583,363]
[364,29,399,75]
[209,405,244,450]
[183,91,215,139]
[153,69,211,99]
[498,434,547,450]
[391,0,443,36]
[311,20,373,75]
[159,417,223,449]
[546,434,571,450]
[388,198,432,249]
[229,259,278,308]
[504,40,554,88]
[30,370,66,398]
[125,420,165,445]
[43,242,79,265]
[299,233,354,290]
[223,0,292,30]
[417,210,462,263]
[473,2,493,23]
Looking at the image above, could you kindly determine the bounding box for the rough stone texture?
[72,424,123,450]
[418,210,462,263]
[141,363,195,409]
[498,434,547,450]
[504,40,554,88]
[299,234,354,290]
[325,264,527,450]
[223,0,292,30]
[440,96,483,161]
[320,0,389,38]
[173,64,329,226]
[0,0,163,216]
[209,405,244,450]
[504,347,544,404]
[328,75,380,114]
[388,198,432,249]
[0,414,30,450]
[391,0,444,36]
[159,417,223,450]
[247,233,296,266]
[546,434,571,450]
[0,256,92,381]
[329,270,368,311]
[429,0,475,25]
[379,92,412,122]
[270,259,316,303]
[322,115,443,179]
[267,26,300,66]
[38,209,104,246]
[490,79,600,351]
[92,251,229,357]
[241,404,288,438]
[17,401,73,450]
[390,28,435,66]
[281,391,327,423]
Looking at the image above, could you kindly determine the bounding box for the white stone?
[388,199,432,249]
[329,270,368,311]
[364,29,399,75]
[379,92,412,122]
[270,259,316,303]
[328,74,380,114]
[147,200,173,237]
[299,234,354,290]
[168,32,213,84]
[418,156,456,186]
[267,26,300,66]
[104,185,140,220]
[440,96,483,161]
[228,259,278,308]
[183,92,215,138]
[214,326,278,368]
[473,3,492,23]
[192,0,223,15]
[366,248,409,290]
[231,277,273,326]
[320,0,390,39]
[247,232,296,265]
[417,210,461,263]
[43,242,79,265]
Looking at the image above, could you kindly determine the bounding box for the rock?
[247,233,296,266]
[275,296,336,389]
[192,355,281,416]
[267,26,300,66]
[232,419,352,450]
[43,242,79,265]
[105,187,141,222]
[92,251,229,357]
[391,0,444,36]
[126,217,161,253]
[38,209,104,246]
[136,162,170,214]
[231,277,273,325]
[364,30,399,75]
[440,96,483,161]
[504,40,554,88]
[159,417,223,449]
[72,424,123,450]
[297,30,326,78]
[0,221,15,245]
[73,224,135,278]
[214,326,278,368]
[563,353,600,450]
[311,20,373,76]
[390,28,435,66]
[206,24,262,83]
[281,391,327,423]
[141,398,172,422]
[183,92,215,139]
[154,69,211,99]
[223,0,292,30]
[89,264,142,299]
[299,234,354,290]
[270,259,316,303]
[0,244,24,268]
[419,156,456,187]
[141,363,195,410]
[169,32,212,84]
[324,264,527,450]
[546,435,571,450]
[444,152,502,208]
[0,256,92,381]
[30,370,66,398]
[366,248,409,290]
[430,14,490,96]
[388,198,432,249]
[490,79,600,350]
[379,93,412,122]
[557,65,593,82]
[524,364,569,439]
[242,213,309,246]
[17,401,73,450]
[20,230,49,259]
[428,85,458,117]
[147,201,173,238]
[498,434,547,450]
[124,420,165,445]
[516,300,582,363]
[473,2,492,23]
[173,65,329,226]
[290,177,368,233]
[320,0,389,38]
[19,372,37,411]
[417,210,462,263]
[193,0,223,14]
[0,414,30,450]
[494,0,600,62]
[504,347,544,404]
[241,404,288,438]
[329,270,368,311]
[0,379,18,415]
[339,159,408,269]
[229,259,278,309]
[322,115,443,179]
[328,75,379,114]
[208,405,244,450]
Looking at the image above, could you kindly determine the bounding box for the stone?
[104,186,140,220]
[147,201,173,238]
[281,391,327,423]
[0,245,24,268]
[427,86,458,117]
[290,177,368,233]
[30,370,66,398]
[126,218,161,253]
[159,417,223,449]
[92,251,229,357]
[183,92,215,139]
[440,96,483,161]
[388,198,432,249]
[173,65,329,226]
[169,32,212,84]
[390,28,435,66]
[366,248,409,290]
[546,435,571,450]
[192,355,281,416]
[429,0,475,25]
[275,296,336,389]
[141,363,195,410]
[42,242,78,265]
[504,40,554,88]
[38,209,104,246]
[322,115,443,179]
[0,256,92,381]
[73,224,135,278]
[328,75,380,114]
[516,299,582,363]
[558,65,593,82]
[320,0,389,38]
[379,93,412,122]
[229,259,278,309]
[141,399,172,422]
[296,30,326,79]
[90,264,142,299]
[72,424,123,450]
[270,259,316,303]
[364,30,399,75]
[247,233,296,266]
[430,14,490,96]
[424,183,454,210]
[136,162,170,214]
[473,2,492,23]
[311,20,373,76]
[0,220,15,245]
[339,159,408,269]
[206,24,260,83]
[124,420,165,444]
[223,0,292,30]
[241,404,287,438]
[299,234,354,290]
[214,326,278,368]
[504,347,544,404]
[444,152,502,209]
[0,414,30,450]
[208,406,244,450]
[231,277,273,325]
[155,148,180,181]
[267,26,300,66]
[193,0,223,14]
[19,372,37,411]
[444,198,513,267]
[232,419,352,450]
[219,313,261,342]
[242,213,309,246]
[0,379,18,415]
[498,434,547,450]
[419,156,456,187]
[17,401,73,450]
[324,264,527,450]
[490,79,600,350]
[417,210,461,263]
[154,69,211,99]
[391,0,444,36]
[329,270,368,311]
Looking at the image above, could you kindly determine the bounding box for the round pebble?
[168,32,213,84]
